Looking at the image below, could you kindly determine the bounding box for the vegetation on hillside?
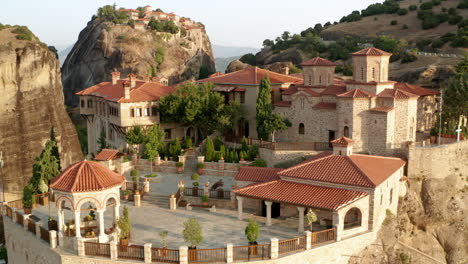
[94,4,129,24]
[148,17,179,34]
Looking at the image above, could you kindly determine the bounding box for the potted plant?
[123,190,130,200]
[22,185,33,214]
[132,176,139,191]
[85,231,96,238]
[84,214,93,222]
[183,218,203,261]
[118,206,131,246]
[197,163,204,175]
[245,219,260,255]
[48,216,57,231]
[38,180,49,205]
[176,162,184,174]
[159,230,169,256]
[192,182,199,196]
[201,195,209,207]
[191,173,199,181]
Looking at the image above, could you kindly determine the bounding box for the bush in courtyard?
[130,169,139,177]
[192,182,199,187]
[22,185,33,208]
[197,163,204,169]
[176,162,184,167]
[306,209,318,232]
[390,20,398,25]
[252,159,267,167]
[145,173,158,178]
[184,137,193,149]
[118,206,131,240]
[183,218,203,249]
[245,219,259,244]
[409,5,418,11]
[191,173,200,180]
[397,8,408,16]
[201,194,209,202]
[205,137,215,162]
[159,231,168,248]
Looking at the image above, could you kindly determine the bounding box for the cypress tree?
[205,138,214,162]
[256,76,272,140]
[49,127,61,171]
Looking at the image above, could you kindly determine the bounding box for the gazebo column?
[113,204,120,224]
[57,209,64,234]
[74,211,81,238]
[236,196,244,220]
[264,201,272,226]
[297,207,305,233]
[97,209,106,242]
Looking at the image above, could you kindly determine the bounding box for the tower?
[351,47,391,83]
[301,57,337,87]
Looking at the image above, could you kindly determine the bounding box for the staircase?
[142,193,170,208]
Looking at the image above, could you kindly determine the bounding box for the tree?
[183,218,203,248]
[30,140,60,194]
[126,126,146,154]
[144,124,164,172]
[263,114,291,142]
[263,39,274,47]
[49,127,61,171]
[306,209,318,232]
[97,129,108,153]
[256,76,272,140]
[205,137,215,162]
[117,206,131,240]
[443,53,468,129]
[244,219,259,244]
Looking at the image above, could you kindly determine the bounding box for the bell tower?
[301,57,337,87]
[351,48,391,83]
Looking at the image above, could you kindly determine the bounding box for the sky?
[0,0,381,50]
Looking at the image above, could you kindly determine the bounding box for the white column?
[144,243,152,263]
[305,231,312,250]
[332,211,341,241]
[35,221,42,238]
[77,238,85,256]
[114,204,120,223]
[74,211,81,238]
[298,207,305,233]
[57,209,64,234]
[179,246,188,264]
[265,201,272,226]
[97,209,106,242]
[270,238,279,259]
[110,241,118,260]
[236,196,244,220]
[226,243,233,263]
[49,230,57,248]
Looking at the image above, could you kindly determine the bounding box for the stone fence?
[197,156,250,177]
[134,155,187,174]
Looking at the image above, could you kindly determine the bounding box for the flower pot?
[120,238,129,247]
[430,136,436,144]
[23,207,32,214]
[197,168,203,175]
[177,167,184,174]
[202,202,209,207]
[124,195,129,200]
[179,200,187,207]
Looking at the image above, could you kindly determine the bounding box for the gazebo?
[49,160,125,244]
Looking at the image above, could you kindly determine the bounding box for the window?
[344,126,349,137]
[130,108,135,117]
[164,129,172,139]
[300,97,305,110]
[240,92,245,104]
[151,106,158,116]
[81,100,85,108]
[144,108,149,116]
[380,193,383,205]
[319,75,322,84]
[299,123,305,135]
[137,108,142,117]
[372,68,375,80]
[390,188,393,204]
[308,75,312,85]
[87,100,93,108]
[361,67,364,81]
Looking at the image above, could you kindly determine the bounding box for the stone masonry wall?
[259,148,320,167]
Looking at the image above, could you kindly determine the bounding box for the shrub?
[192,182,199,187]
[145,173,158,178]
[22,185,33,208]
[431,39,445,49]
[117,206,131,239]
[123,190,130,196]
[420,2,433,10]
[159,231,168,247]
[401,52,417,63]
[441,32,456,43]
[130,169,139,177]
[205,137,215,162]
[402,24,409,29]
[184,137,193,149]
[416,39,432,50]
[183,218,203,248]
[176,162,184,167]
[197,163,204,169]
[123,155,130,162]
[239,53,256,66]
[390,20,398,25]
[191,173,199,180]
[458,0,468,9]
[397,8,408,16]
[382,209,393,225]
[132,176,139,183]
[399,252,411,264]
[12,26,34,41]
[201,195,209,202]
[245,219,260,244]
[252,159,267,167]
[409,5,418,11]
[448,15,463,25]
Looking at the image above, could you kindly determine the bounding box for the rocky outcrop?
[62,19,215,106]
[255,47,307,66]
[0,27,83,200]
[225,59,249,73]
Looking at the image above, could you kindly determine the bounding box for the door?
[328,130,336,148]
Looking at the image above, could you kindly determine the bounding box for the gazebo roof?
[50,160,125,193]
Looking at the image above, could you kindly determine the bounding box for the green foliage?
[176,162,184,167]
[130,169,139,177]
[126,126,146,151]
[335,64,353,76]
[22,185,33,208]
[416,39,432,50]
[459,0,468,8]
[402,24,409,30]
[420,2,434,10]
[205,138,215,162]
[0,246,8,262]
[252,159,267,167]
[244,219,260,243]
[75,125,88,155]
[117,206,131,239]
[397,8,408,16]
[145,173,158,178]
[399,252,411,264]
[201,194,209,202]
[241,136,249,152]
[184,137,193,149]
[198,65,214,79]
[49,127,61,171]
[409,5,418,11]
[448,15,463,25]
[288,64,302,74]
[431,39,445,49]
[256,76,272,140]
[192,182,199,187]
[239,53,256,65]
[306,209,318,231]
[390,20,398,25]
[97,4,128,24]
[144,124,164,167]
[197,162,204,169]
[442,54,468,127]
[127,19,135,27]
[191,173,200,180]
[451,25,468,47]
[340,10,362,23]
[168,138,182,160]
[372,35,407,62]
[183,218,203,248]
[382,209,393,225]
[401,51,418,63]
[148,17,179,34]
[159,230,168,247]
[12,26,34,41]
[30,139,61,194]
[249,144,259,160]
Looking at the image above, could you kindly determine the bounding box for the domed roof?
[50,161,125,193]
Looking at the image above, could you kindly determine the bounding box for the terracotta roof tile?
[330,136,354,146]
[76,80,176,103]
[198,67,302,85]
[94,149,122,161]
[352,47,392,56]
[235,167,281,182]
[377,89,418,99]
[278,152,406,188]
[320,85,347,96]
[274,101,292,107]
[312,102,336,110]
[370,106,394,113]
[338,88,375,98]
[234,180,368,210]
[394,83,439,96]
[301,57,337,67]
[50,161,125,193]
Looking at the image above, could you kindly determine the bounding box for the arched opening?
[76,200,101,238]
[103,196,119,235]
[186,127,196,144]
[299,123,305,135]
[344,126,349,137]
[344,207,362,230]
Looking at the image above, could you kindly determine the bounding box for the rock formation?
[225,59,249,73]
[62,18,215,106]
[0,26,83,200]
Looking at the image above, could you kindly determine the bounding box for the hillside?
[62,5,215,106]
[0,24,83,200]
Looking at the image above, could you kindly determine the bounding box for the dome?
[50,160,125,193]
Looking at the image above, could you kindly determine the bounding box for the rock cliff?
[0,26,83,200]
[62,18,215,106]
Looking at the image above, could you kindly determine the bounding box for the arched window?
[299,123,305,135]
[344,126,349,137]
[300,97,305,110]
[308,75,312,86]
[372,68,375,80]
[344,208,362,230]
[319,75,322,84]
[130,108,135,117]
[361,67,364,81]
[390,188,393,205]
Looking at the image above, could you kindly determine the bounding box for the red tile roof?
[377,89,418,99]
[320,85,347,96]
[370,106,394,113]
[234,180,368,210]
[95,149,122,161]
[301,57,337,67]
[338,88,375,98]
[198,67,302,85]
[235,167,281,183]
[235,87,246,92]
[352,47,392,56]
[394,83,439,96]
[331,136,354,147]
[208,72,224,78]
[76,79,176,103]
[274,101,292,107]
[312,102,336,110]
[278,152,406,188]
[50,161,125,193]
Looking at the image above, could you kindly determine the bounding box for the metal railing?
[117,245,145,261]
[84,242,110,257]
[188,248,227,263]
[278,235,306,255]
[248,139,332,151]
[151,247,179,263]
[184,188,231,200]
[232,244,271,261]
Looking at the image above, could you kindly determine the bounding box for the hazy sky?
[1,0,381,50]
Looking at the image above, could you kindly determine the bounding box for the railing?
[151,247,179,263]
[84,242,111,257]
[117,245,145,261]
[247,139,332,151]
[278,236,306,255]
[184,188,231,200]
[40,226,50,242]
[5,205,12,218]
[8,199,23,210]
[16,211,23,225]
[311,228,336,246]
[233,244,271,261]
[184,187,202,197]
[175,189,181,206]
[188,248,226,263]
[27,219,36,233]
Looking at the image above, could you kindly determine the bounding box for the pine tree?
[30,140,60,194]
[205,138,214,162]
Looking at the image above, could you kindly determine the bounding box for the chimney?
[284,66,290,75]
[123,81,131,99]
[128,74,137,88]
[111,72,120,85]
[330,137,354,156]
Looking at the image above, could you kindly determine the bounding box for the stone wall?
[259,148,320,167]
[407,140,468,179]
[203,161,241,177]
